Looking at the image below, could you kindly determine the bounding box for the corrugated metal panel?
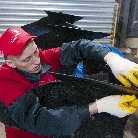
[0,0,116,64]
[0,0,116,41]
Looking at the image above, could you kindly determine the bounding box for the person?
[0,27,138,138]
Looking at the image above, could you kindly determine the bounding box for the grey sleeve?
[59,39,111,66]
[8,90,90,137]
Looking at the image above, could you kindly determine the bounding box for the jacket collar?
[16,62,51,84]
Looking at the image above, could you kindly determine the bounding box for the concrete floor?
[123,109,138,138]
[0,123,6,138]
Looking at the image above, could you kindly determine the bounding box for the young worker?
[0,27,138,138]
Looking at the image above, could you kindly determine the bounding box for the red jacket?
[0,48,61,138]
[0,39,111,137]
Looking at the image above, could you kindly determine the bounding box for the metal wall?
[126,0,138,37]
[0,0,116,64]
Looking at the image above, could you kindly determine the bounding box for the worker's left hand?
[96,95,138,118]
[107,54,138,87]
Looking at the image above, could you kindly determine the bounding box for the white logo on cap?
[0,50,4,57]
[11,29,21,43]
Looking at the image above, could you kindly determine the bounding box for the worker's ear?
[5,59,16,68]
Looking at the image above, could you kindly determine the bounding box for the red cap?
[0,27,37,59]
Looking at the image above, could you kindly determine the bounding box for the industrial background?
[0,0,117,65]
[0,0,138,138]
[0,0,138,64]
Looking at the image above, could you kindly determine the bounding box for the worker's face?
[6,40,41,73]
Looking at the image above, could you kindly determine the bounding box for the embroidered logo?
[0,50,4,57]
[10,29,21,43]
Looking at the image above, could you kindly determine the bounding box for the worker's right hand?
[107,54,138,87]
[95,95,138,118]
